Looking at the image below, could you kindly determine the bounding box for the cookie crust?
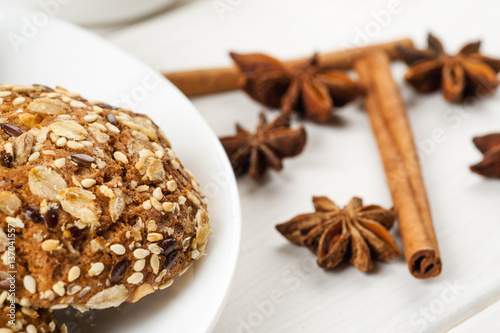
[0,84,210,311]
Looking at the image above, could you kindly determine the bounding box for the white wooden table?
[92,0,500,331]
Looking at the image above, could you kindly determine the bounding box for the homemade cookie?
[0,301,63,333]
[0,84,210,312]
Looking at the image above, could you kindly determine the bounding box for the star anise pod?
[470,133,500,177]
[276,196,401,272]
[220,111,306,180]
[397,33,500,102]
[229,52,364,123]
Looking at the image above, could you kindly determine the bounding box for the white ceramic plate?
[0,4,241,333]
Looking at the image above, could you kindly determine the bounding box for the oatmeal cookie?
[0,300,63,333]
[0,84,210,311]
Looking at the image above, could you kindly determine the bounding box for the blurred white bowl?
[3,0,182,26]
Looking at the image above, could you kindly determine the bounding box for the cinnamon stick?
[355,51,441,279]
[163,38,413,97]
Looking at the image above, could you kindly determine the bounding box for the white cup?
[3,0,182,26]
